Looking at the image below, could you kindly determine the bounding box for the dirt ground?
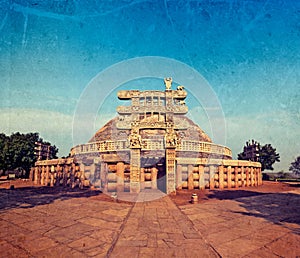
[170,181,300,206]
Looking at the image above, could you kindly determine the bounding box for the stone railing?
[71,139,232,158]
[176,160,262,190]
[177,140,232,157]
[117,105,188,114]
[70,140,128,156]
[32,156,261,191]
[141,139,164,150]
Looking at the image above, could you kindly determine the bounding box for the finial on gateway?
[164,77,172,90]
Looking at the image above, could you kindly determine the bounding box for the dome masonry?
[90,115,212,143]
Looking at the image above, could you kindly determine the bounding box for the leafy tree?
[0,132,58,177]
[289,156,300,175]
[0,133,9,174]
[259,144,280,171]
[237,151,247,160]
[238,140,280,171]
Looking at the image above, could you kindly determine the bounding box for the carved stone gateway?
[33,78,262,194]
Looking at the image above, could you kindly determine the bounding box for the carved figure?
[131,121,139,127]
[129,131,141,148]
[164,77,172,90]
[179,100,186,105]
[177,85,184,90]
[165,127,178,147]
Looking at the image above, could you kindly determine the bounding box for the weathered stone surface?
[32,83,264,194]
[0,182,299,257]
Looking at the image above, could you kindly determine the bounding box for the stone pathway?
[0,185,300,257]
[110,190,217,257]
[179,189,300,257]
[0,187,132,257]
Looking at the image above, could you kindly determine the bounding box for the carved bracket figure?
[165,127,178,148]
[164,77,172,90]
[129,131,142,148]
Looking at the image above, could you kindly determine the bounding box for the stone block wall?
[31,158,262,192]
[176,160,262,190]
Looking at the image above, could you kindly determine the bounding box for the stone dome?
[89,115,212,143]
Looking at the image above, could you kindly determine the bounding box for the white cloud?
[0,108,73,156]
[186,106,300,171]
[1,108,298,171]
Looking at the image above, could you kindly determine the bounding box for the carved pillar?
[199,165,205,190]
[50,165,55,187]
[63,165,68,186]
[140,168,145,190]
[227,166,232,189]
[250,167,254,186]
[176,164,182,190]
[166,148,176,194]
[90,163,96,186]
[188,165,194,190]
[165,124,177,194]
[234,166,239,188]
[34,166,39,184]
[45,165,50,186]
[130,148,140,193]
[241,166,245,187]
[245,167,250,186]
[41,166,45,186]
[254,167,257,186]
[219,165,224,190]
[93,159,101,188]
[29,167,34,181]
[79,163,85,189]
[69,163,75,188]
[209,165,215,189]
[116,162,125,192]
[55,164,61,186]
[129,124,141,193]
[258,167,262,185]
[151,167,158,189]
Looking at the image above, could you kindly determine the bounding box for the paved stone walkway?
[109,190,217,257]
[0,184,299,257]
[179,188,300,257]
[0,187,132,257]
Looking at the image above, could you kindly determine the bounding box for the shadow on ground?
[0,186,102,211]
[208,189,300,234]
[207,189,267,200]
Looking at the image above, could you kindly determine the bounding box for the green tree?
[237,151,247,160]
[0,132,58,177]
[259,144,280,171]
[238,141,280,171]
[0,133,9,173]
[289,156,300,175]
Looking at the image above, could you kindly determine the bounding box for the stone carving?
[139,121,166,129]
[129,129,142,148]
[33,79,263,194]
[164,77,172,90]
[165,127,178,148]
[131,121,139,128]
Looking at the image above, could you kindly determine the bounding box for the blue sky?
[0,0,299,171]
